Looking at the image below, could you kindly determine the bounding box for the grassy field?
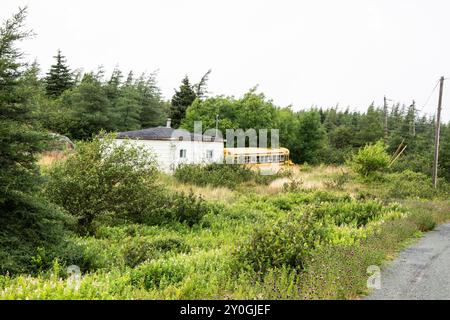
[1,158,449,300]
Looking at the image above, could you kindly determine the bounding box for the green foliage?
[282,177,304,193]
[181,88,278,144]
[0,8,76,275]
[170,76,197,128]
[238,211,329,272]
[44,49,74,97]
[43,135,209,232]
[155,191,209,227]
[294,110,327,163]
[409,211,436,232]
[323,171,350,190]
[43,134,162,233]
[313,199,393,228]
[350,140,390,177]
[131,259,187,290]
[238,193,405,274]
[382,170,440,199]
[123,237,190,268]
[174,163,284,189]
[60,73,113,140]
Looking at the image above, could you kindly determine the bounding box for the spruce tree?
[0,8,69,274]
[62,72,112,140]
[45,49,74,97]
[137,73,167,128]
[170,76,197,128]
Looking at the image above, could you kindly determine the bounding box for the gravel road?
[366,222,450,300]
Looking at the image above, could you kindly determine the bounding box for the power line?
[421,79,440,112]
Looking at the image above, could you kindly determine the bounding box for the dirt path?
[366,222,450,300]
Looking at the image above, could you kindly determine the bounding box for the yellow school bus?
[224,147,293,171]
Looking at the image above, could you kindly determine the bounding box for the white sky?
[2,0,450,121]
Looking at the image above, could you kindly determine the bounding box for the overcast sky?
[2,0,450,121]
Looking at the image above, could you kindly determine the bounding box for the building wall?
[114,139,224,173]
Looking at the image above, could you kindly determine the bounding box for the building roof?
[116,127,224,142]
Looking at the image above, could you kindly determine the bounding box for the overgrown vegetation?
[2,8,450,301]
[349,140,390,178]
[174,163,289,189]
[43,135,209,234]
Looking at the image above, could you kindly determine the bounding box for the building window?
[179,149,187,158]
[206,150,213,159]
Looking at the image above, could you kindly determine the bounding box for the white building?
[115,119,224,173]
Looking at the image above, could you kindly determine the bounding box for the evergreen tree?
[194,69,212,100]
[115,80,142,132]
[0,8,69,274]
[355,104,384,146]
[294,110,327,163]
[137,72,167,128]
[62,72,111,140]
[105,66,123,102]
[170,76,197,128]
[44,49,74,97]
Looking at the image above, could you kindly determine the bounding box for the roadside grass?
[298,199,450,300]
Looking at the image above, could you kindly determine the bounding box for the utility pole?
[432,76,445,188]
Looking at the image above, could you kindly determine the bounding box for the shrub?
[383,170,438,199]
[131,259,187,289]
[123,237,190,267]
[174,163,286,189]
[282,177,304,192]
[43,134,164,234]
[0,193,80,275]
[238,211,329,272]
[409,211,436,232]
[349,141,390,178]
[313,200,387,227]
[159,191,209,227]
[323,171,350,190]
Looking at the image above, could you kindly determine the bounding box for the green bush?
[131,259,187,289]
[43,134,164,234]
[174,163,286,189]
[349,141,390,177]
[383,170,439,199]
[282,177,304,193]
[123,237,190,267]
[238,211,329,272]
[323,171,350,190]
[44,135,209,232]
[409,211,436,232]
[313,200,386,227]
[155,191,210,227]
[0,193,81,275]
